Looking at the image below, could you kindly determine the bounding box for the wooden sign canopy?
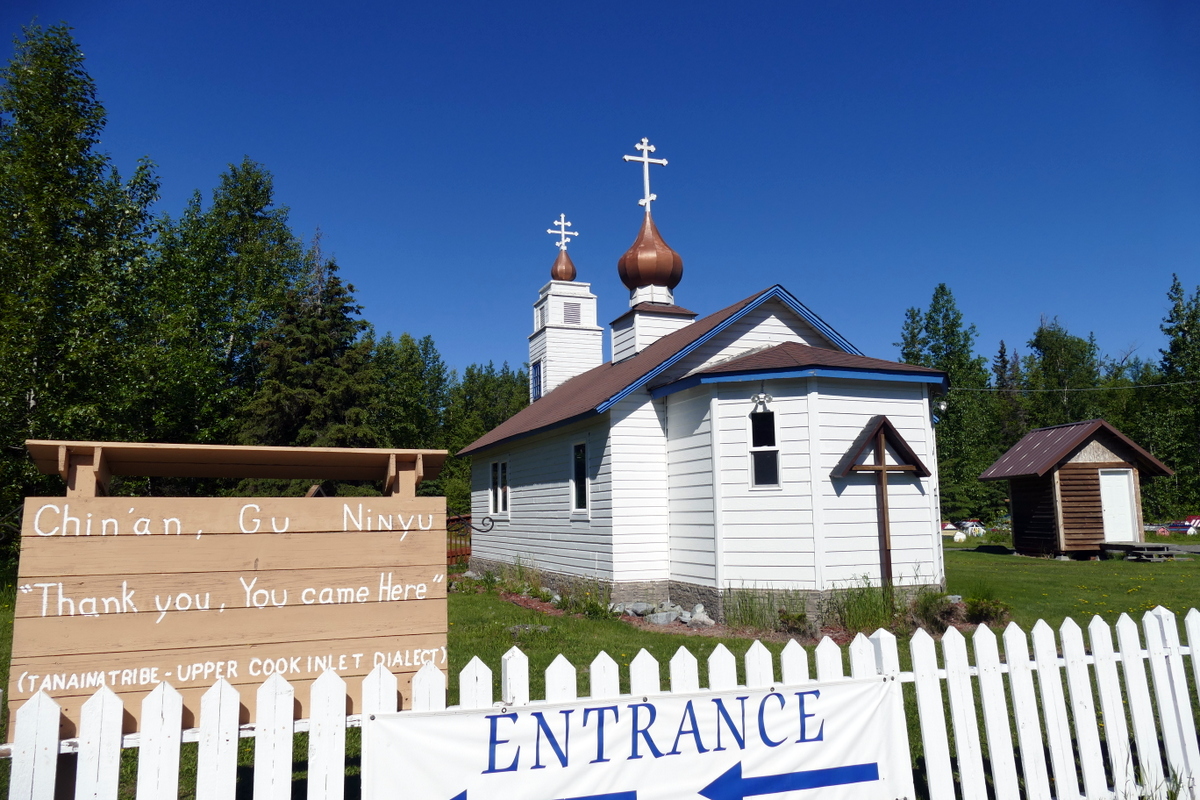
[25,440,448,498]
[15,440,450,737]
[832,417,930,585]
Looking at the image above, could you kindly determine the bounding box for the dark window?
[491,461,509,513]
[531,361,542,401]
[752,451,779,486]
[750,410,779,487]
[751,411,776,447]
[572,443,588,510]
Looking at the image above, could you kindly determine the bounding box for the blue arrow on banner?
[699,761,880,800]
[451,793,637,800]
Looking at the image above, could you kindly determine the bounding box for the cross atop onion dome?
[618,138,682,293]
[546,214,579,281]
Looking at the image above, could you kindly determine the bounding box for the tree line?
[900,281,1200,524]
[0,23,527,538]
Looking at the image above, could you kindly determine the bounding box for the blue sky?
[5,1,1199,375]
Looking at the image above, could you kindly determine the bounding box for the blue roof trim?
[596,285,862,413]
[649,367,947,399]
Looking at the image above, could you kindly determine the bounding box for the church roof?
[460,285,941,455]
[651,340,945,396]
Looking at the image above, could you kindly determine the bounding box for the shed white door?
[1099,468,1138,542]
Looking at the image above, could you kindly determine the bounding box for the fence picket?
[849,634,876,679]
[909,628,954,800]
[780,639,809,684]
[707,644,737,690]
[459,657,493,709]
[308,670,347,800]
[411,662,446,712]
[1002,623,1050,800]
[75,686,122,800]
[1088,616,1133,797]
[630,650,660,696]
[670,647,699,693]
[196,679,240,800]
[1153,606,1200,773]
[9,691,60,800]
[744,641,774,688]
[501,646,529,706]
[360,666,398,800]
[590,652,620,699]
[942,627,987,800]
[136,682,183,800]
[545,655,577,703]
[1146,606,1200,782]
[1116,613,1165,798]
[1031,620,1081,800]
[253,674,294,800]
[1059,618,1107,798]
[869,628,899,676]
[972,625,1018,800]
[1187,609,1200,709]
[814,637,843,681]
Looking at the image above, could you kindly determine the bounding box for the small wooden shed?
[980,419,1173,556]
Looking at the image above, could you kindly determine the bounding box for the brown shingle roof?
[670,340,945,384]
[458,289,771,455]
[979,419,1173,480]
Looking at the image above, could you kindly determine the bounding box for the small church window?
[490,461,509,514]
[563,302,581,325]
[572,443,588,511]
[749,410,779,487]
[531,361,542,401]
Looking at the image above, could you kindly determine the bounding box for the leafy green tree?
[440,362,529,513]
[375,333,448,449]
[236,256,380,451]
[1021,318,1101,428]
[898,284,999,521]
[0,24,158,516]
[144,159,306,445]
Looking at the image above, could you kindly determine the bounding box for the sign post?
[365,676,914,800]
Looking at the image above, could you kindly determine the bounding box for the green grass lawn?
[943,543,1200,629]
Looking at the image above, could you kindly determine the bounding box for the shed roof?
[979,419,1173,481]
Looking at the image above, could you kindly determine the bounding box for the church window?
[571,443,588,511]
[537,304,547,329]
[749,410,779,487]
[490,461,509,514]
[563,302,581,325]
[531,361,542,401]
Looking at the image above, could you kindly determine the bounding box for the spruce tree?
[898,284,998,521]
[236,258,381,450]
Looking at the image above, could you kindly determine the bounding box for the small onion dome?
[550,248,577,281]
[617,212,683,290]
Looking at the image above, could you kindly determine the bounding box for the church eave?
[649,365,949,400]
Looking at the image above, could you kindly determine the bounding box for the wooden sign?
[11,495,447,736]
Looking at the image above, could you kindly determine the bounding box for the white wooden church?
[460,140,948,616]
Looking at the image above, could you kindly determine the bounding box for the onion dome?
[550,247,577,281]
[617,212,683,291]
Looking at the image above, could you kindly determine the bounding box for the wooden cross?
[834,416,931,586]
[622,137,668,209]
[546,213,579,250]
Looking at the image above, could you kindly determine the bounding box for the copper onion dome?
[550,248,577,281]
[617,212,683,291]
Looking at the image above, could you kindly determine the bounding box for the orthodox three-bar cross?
[623,137,668,209]
[547,214,579,250]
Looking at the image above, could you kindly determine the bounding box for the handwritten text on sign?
[12,495,447,734]
[366,676,914,800]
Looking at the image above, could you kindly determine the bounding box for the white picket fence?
[6,605,1200,799]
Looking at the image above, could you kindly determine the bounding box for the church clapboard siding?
[460,174,948,618]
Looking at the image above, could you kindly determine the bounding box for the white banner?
[365,675,913,800]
